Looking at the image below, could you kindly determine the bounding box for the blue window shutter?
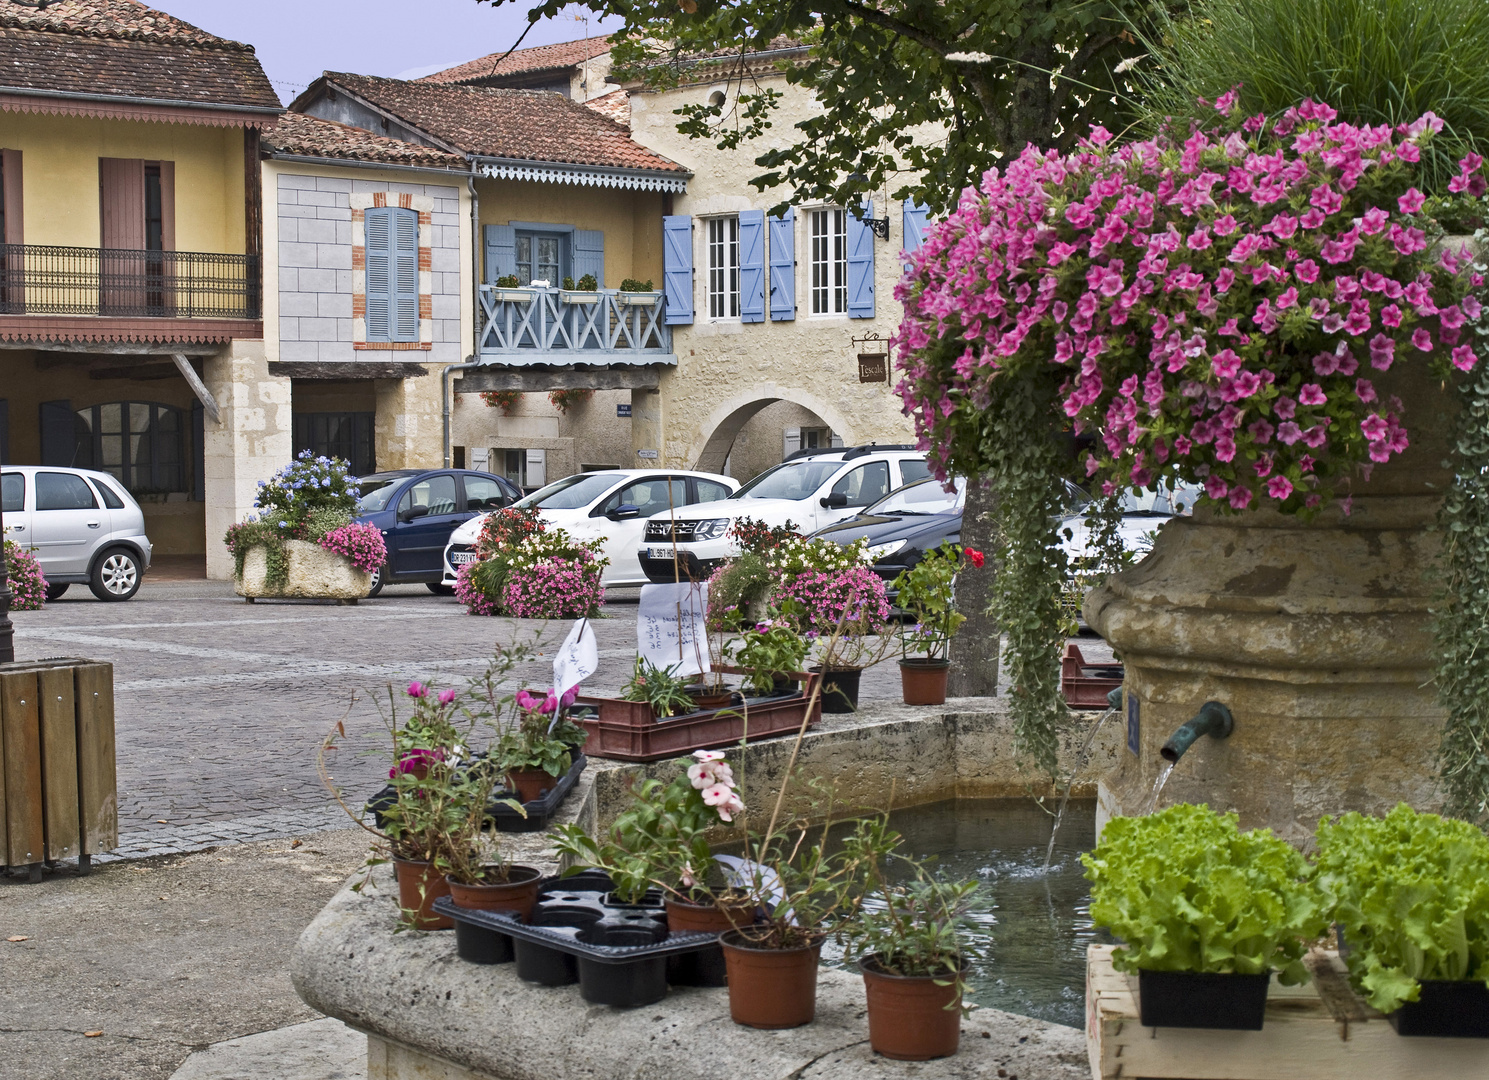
[846,199,876,319]
[573,229,604,286]
[483,223,516,282]
[737,210,766,323]
[39,400,74,466]
[663,214,693,325]
[902,199,930,270]
[768,208,795,321]
[392,207,419,342]
[364,206,392,342]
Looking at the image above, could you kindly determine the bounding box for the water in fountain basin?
[1140,762,1176,815]
[817,798,1103,1028]
[1042,705,1118,871]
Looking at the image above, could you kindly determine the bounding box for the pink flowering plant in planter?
[3,540,47,610]
[894,97,1484,775]
[318,523,386,573]
[779,565,895,671]
[462,528,608,618]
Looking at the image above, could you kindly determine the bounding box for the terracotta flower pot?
[861,955,964,1060]
[445,864,543,920]
[719,929,822,1029]
[507,767,558,804]
[392,857,453,930]
[664,893,753,933]
[899,658,950,705]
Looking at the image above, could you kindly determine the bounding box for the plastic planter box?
[436,871,723,1007]
[573,668,821,763]
[1060,643,1124,710]
[1137,968,1271,1030]
[1388,980,1489,1038]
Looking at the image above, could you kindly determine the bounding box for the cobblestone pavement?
[6,578,1110,866]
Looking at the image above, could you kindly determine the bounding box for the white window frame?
[809,207,848,316]
[706,215,740,320]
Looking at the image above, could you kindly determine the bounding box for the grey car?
[1,466,153,600]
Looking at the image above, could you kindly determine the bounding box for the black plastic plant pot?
[453,916,514,965]
[1137,968,1271,1030]
[514,938,580,986]
[812,667,861,713]
[666,945,729,987]
[1388,979,1489,1038]
[575,918,670,1006]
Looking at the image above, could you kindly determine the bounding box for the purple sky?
[158,1,619,105]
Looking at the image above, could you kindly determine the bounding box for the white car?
[1,466,153,601]
[441,468,739,589]
[1059,481,1202,564]
[638,445,930,583]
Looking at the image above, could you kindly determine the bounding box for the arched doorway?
[688,384,857,474]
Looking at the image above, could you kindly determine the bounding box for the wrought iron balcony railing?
[0,244,261,320]
[477,284,673,365]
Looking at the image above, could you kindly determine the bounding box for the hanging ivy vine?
[1435,231,1489,824]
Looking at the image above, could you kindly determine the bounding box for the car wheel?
[426,582,455,596]
[89,548,142,601]
[367,563,386,598]
[45,582,70,601]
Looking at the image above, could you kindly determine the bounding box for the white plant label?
[637,582,710,677]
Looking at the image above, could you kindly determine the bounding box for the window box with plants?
[226,452,384,603]
[489,274,537,303]
[1081,803,1327,1031]
[616,278,661,306]
[557,274,600,304]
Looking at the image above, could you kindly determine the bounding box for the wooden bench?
[1,657,116,882]
[1086,943,1488,1078]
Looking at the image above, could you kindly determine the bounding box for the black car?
[811,477,966,594]
[354,469,522,596]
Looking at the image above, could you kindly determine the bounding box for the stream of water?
[1140,762,1176,815]
[1042,704,1118,871]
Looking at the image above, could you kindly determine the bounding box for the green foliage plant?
[728,516,802,555]
[619,277,655,292]
[1082,803,1326,984]
[1314,803,1489,1013]
[892,542,971,663]
[494,690,576,780]
[1135,0,1489,199]
[727,601,811,694]
[561,274,600,291]
[705,551,773,632]
[620,655,698,718]
[493,274,522,288]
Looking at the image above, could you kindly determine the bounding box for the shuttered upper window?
[810,208,848,315]
[365,205,419,343]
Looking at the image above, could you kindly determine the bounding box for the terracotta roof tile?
[421,35,612,85]
[0,0,277,110]
[319,74,684,175]
[583,88,629,126]
[266,112,465,169]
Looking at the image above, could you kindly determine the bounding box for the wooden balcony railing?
[477,285,673,365]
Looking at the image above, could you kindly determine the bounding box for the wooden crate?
[1086,944,1488,1078]
[0,658,116,879]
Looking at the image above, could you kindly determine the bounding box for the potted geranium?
[891,542,982,705]
[616,277,661,306]
[1315,802,1489,1038]
[1082,803,1326,1030]
[490,273,535,303]
[494,686,581,803]
[227,452,384,603]
[559,273,601,304]
[839,862,982,1060]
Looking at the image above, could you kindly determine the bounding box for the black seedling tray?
[433,871,725,1007]
[365,753,587,833]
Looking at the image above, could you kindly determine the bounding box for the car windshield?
[515,472,623,510]
[863,477,966,516]
[356,474,409,513]
[733,459,845,501]
[1119,481,1201,516]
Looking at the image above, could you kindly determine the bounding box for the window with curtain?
[293,412,375,477]
[73,401,186,494]
[810,208,849,315]
[365,205,419,343]
[515,231,565,285]
[707,216,740,319]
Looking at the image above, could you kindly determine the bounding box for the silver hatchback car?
[1,466,153,601]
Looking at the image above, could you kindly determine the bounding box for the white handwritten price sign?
[636,582,710,677]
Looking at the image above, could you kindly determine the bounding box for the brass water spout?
[1159,702,1234,763]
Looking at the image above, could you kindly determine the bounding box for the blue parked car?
[354,469,522,596]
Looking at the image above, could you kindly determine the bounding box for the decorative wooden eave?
[0,87,282,129]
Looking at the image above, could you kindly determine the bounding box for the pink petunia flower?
[1412,327,1433,351]
[1369,334,1396,369]
[1298,384,1327,406]
[1265,475,1294,500]
[1397,187,1426,214]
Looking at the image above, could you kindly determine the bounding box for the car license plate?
[647,546,677,560]
[451,551,476,565]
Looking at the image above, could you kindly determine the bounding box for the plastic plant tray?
[1060,643,1124,710]
[365,753,587,833]
[574,667,821,762]
[433,872,727,1007]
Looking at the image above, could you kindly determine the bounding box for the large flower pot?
[235,539,370,602]
[861,955,964,1060]
[719,929,822,1029]
[899,658,950,705]
[445,865,543,920]
[1086,351,1458,843]
[393,858,453,930]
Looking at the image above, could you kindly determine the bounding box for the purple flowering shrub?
[779,566,891,636]
[318,522,386,573]
[500,554,605,619]
[4,540,47,610]
[455,560,498,616]
[895,97,1484,514]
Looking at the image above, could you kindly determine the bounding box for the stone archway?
[687,384,858,473]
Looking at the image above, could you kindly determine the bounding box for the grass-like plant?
[1134,0,1489,196]
[1315,802,1489,1012]
[1082,803,1326,984]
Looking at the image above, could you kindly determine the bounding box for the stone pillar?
[375,369,445,471]
[631,387,664,468]
[1088,357,1454,846]
[202,339,292,580]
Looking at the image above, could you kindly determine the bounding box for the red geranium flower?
[965,548,985,568]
